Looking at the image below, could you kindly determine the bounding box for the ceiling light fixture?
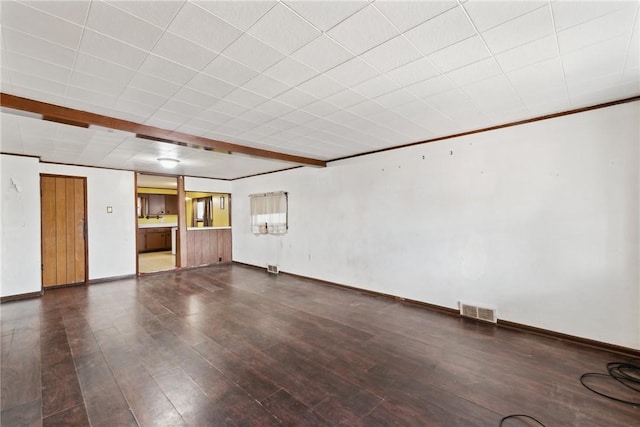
[158,157,180,169]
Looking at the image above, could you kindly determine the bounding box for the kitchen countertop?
[138,223,178,229]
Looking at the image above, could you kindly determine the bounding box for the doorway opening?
[136,173,178,274]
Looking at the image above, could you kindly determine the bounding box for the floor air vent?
[267,264,279,274]
[459,302,496,323]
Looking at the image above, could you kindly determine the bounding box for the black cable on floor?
[499,414,546,426]
[579,358,640,405]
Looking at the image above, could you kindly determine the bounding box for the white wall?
[232,102,640,350]
[184,176,232,193]
[39,164,137,281]
[0,155,42,297]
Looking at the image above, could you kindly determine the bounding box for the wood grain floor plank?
[1,264,637,426]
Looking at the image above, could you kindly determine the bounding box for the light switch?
[106,206,113,213]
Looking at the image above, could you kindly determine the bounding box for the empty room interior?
[1,1,639,426]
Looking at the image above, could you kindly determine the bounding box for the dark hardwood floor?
[1,264,638,426]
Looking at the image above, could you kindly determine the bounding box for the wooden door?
[41,175,87,288]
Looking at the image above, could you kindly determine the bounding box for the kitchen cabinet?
[138,227,172,252]
[147,194,178,215]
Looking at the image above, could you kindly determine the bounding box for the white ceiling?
[1,0,639,179]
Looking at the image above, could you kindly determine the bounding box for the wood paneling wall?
[185,229,231,268]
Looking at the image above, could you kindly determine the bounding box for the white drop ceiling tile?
[283,0,367,32]
[86,1,163,51]
[445,57,502,87]
[114,98,158,118]
[222,33,286,72]
[280,109,317,125]
[119,87,168,110]
[495,35,557,73]
[138,55,198,86]
[208,99,250,117]
[171,87,218,109]
[242,74,289,98]
[64,87,118,110]
[373,89,416,109]
[248,3,321,55]
[303,118,332,131]
[507,58,566,102]
[152,32,219,70]
[570,79,639,107]
[174,123,209,137]
[406,75,454,99]
[562,35,629,84]
[264,118,297,132]
[360,35,423,74]
[79,29,148,69]
[324,57,379,87]
[327,5,399,55]
[224,87,269,108]
[361,124,406,142]
[428,36,491,72]
[300,100,338,117]
[263,57,318,87]
[128,72,181,98]
[159,99,203,117]
[274,88,318,109]
[390,98,431,121]
[10,72,67,97]
[22,0,90,25]
[347,100,387,117]
[256,100,294,117]
[557,5,637,54]
[239,109,275,124]
[351,74,401,99]
[296,74,346,99]
[482,6,554,54]
[202,54,259,86]
[238,127,278,141]
[3,50,72,84]
[461,75,522,109]
[2,27,76,68]
[404,6,476,56]
[106,0,184,29]
[145,110,190,130]
[195,1,276,31]
[196,108,234,125]
[374,0,458,32]
[525,96,571,117]
[422,88,473,113]
[291,34,353,72]
[74,53,136,85]
[463,1,546,32]
[69,70,128,96]
[1,1,84,49]
[622,66,640,85]
[167,2,242,52]
[186,73,238,102]
[552,0,631,31]
[323,89,368,109]
[385,57,440,87]
[324,109,361,126]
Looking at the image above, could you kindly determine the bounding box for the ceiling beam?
[0,93,326,168]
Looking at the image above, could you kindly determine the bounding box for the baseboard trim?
[497,320,640,358]
[232,261,640,358]
[1,290,43,303]
[88,274,136,284]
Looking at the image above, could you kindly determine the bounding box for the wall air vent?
[267,264,279,274]
[459,302,497,323]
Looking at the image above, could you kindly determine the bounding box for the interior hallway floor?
[1,264,637,426]
[138,250,175,273]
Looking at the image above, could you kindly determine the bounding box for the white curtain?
[250,192,287,234]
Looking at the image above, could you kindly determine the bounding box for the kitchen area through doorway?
[137,174,178,273]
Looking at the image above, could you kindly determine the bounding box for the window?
[250,191,287,234]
